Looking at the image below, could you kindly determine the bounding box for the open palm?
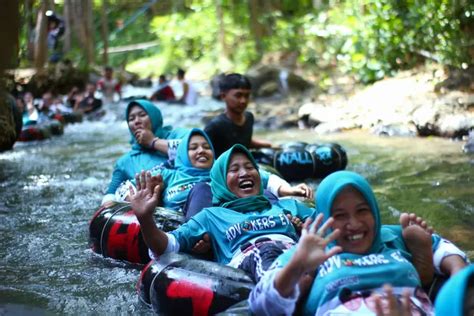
[130,171,161,219]
[292,214,342,274]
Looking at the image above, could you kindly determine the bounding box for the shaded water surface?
[0,94,472,314]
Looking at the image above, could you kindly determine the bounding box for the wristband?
[150,137,158,150]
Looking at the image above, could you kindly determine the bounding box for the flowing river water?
[1,86,473,315]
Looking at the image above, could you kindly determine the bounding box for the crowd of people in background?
[13,65,204,133]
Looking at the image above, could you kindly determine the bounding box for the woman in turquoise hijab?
[249,171,468,316]
[121,128,213,211]
[435,264,474,316]
[130,144,315,281]
[102,99,187,205]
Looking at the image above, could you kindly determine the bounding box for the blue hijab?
[435,264,474,315]
[273,171,422,315]
[316,170,382,253]
[174,128,214,177]
[125,99,172,152]
[210,144,271,212]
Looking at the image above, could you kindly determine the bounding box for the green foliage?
[140,0,258,77]
[19,0,474,84]
[295,0,474,83]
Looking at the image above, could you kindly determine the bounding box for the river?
[1,86,473,315]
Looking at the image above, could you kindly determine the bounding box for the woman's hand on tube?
[279,183,314,200]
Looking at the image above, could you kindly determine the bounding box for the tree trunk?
[71,0,95,66]
[24,0,35,61]
[248,0,265,61]
[33,1,49,71]
[84,0,95,65]
[0,0,19,74]
[63,0,72,54]
[216,0,228,58]
[100,0,109,65]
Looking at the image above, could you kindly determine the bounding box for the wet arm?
[150,137,169,155]
[136,213,169,255]
[250,138,272,149]
[433,237,469,276]
[249,268,299,316]
[131,171,169,255]
[440,254,468,276]
[102,165,128,204]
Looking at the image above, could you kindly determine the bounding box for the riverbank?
[248,64,474,147]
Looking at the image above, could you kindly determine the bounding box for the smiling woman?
[101,99,188,205]
[119,128,214,211]
[249,171,469,316]
[129,144,315,287]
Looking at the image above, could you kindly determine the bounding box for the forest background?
[1,0,473,90]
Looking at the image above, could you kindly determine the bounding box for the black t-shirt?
[204,112,254,158]
[79,95,102,113]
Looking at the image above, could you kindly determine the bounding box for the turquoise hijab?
[435,264,474,315]
[290,170,421,315]
[316,170,382,253]
[210,144,271,212]
[125,99,172,152]
[174,128,214,178]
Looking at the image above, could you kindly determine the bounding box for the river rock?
[246,65,313,98]
[371,123,418,137]
[0,93,20,152]
[297,67,474,138]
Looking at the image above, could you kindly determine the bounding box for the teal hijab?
[125,99,172,152]
[316,170,382,253]
[292,170,422,315]
[435,264,474,316]
[210,144,271,212]
[175,128,214,178]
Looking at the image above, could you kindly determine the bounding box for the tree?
[63,0,72,54]
[33,0,51,71]
[70,0,95,66]
[248,0,265,60]
[100,0,110,65]
[216,0,229,59]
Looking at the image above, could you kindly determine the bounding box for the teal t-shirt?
[170,198,315,264]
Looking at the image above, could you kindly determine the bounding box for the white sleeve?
[433,237,469,275]
[267,174,289,198]
[167,139,181,161]
[101,194,116,205]
[114,180,134,202]
[248,268,299,316]
[148,233,181,261]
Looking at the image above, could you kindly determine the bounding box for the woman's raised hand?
[130,171,162,220]
[274,213,342,298]
[292,213,342,274]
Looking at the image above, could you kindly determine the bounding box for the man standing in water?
[175,69,198,105]
[97,66,122,103]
